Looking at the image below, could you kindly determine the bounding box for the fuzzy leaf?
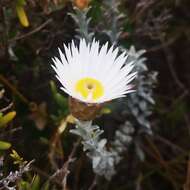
[31,175,40,190]
[16,5,29,27]
[0,111,16,128]
[17,0,26,6]
[0,141,11,150]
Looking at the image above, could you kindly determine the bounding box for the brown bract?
[69,96,103,121]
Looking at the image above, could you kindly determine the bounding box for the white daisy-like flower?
[52,39,137,104]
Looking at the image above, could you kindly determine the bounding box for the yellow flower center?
[75,77,104,101]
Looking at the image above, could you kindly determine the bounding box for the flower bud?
[74,0,90,10]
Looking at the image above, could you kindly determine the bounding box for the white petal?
[52,39,138,103]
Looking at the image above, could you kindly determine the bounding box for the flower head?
[52,39,137,104]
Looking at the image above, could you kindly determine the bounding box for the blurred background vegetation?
[0,0,190,189]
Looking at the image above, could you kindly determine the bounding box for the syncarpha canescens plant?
[52,39,137,120]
